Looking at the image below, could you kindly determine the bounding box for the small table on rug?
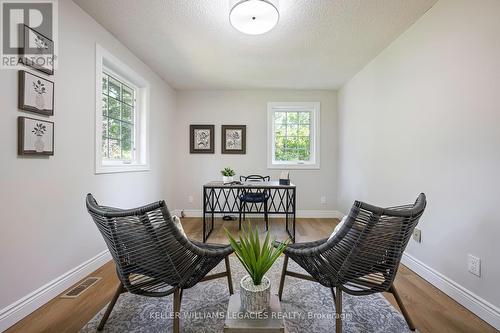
[224,294,286,333]
[202,181,297,243]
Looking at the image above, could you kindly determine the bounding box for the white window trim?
[267,102,321,170]
[95,44,150,174]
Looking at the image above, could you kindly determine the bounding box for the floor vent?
[61,277,101,299]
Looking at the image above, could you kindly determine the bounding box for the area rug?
[80,256,411,332]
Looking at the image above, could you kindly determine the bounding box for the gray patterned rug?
[81,256,411,332]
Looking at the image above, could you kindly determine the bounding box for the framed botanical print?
[221,125,246,154]
[18,116,54,156]
[21,25,54,75]
[18,70,54,116]
[190,125,215,154]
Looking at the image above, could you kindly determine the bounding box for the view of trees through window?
[274,111,311,161]
[102,72,135,161]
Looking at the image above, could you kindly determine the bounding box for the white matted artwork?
[18,116,54,155]
[18,70,54,116]
[195,129,211,149]
[22,25,55,75]
[226,129,242,150]
[222,125,246,154]
[190,125,214,153]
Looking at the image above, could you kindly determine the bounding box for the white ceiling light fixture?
[230,0,279,35]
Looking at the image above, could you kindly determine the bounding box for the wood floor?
[6,217,497,333]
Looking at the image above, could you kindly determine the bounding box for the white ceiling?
[74,0,437,90]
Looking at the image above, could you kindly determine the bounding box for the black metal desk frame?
[202,181,296,243]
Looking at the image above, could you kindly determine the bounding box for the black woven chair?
[86,194,234,333]
[275,193,426,333]
[239,175,271,230]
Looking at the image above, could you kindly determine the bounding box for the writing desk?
[202,181,296,243]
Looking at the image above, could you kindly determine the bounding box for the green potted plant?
[221,167,236,183]
[225,223,289,314]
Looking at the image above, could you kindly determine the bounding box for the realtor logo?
[1,0,58,73]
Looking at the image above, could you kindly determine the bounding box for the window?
[267,102,320,169]
[101,72,136,161]
[95,44,149,174]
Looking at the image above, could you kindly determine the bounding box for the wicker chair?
[86,194,234,333]
[275,193,426,333]
[239,175,271,230]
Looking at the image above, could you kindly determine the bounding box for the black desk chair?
[239,175,271,230]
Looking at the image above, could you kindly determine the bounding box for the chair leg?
[278,255,289,301]
[243,202,246,223]
[239,202,242,229]
[264,200,269,231]
[173,288,181,333]
[335,286,342,333]
[239,202,246,229]
[97,282,124,331]
[225,256,234,295]
[390,284,416,331]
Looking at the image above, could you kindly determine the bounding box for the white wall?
[3,0,500,330]
[0,0,176,323]
[338,0,500,327]
[174,90,338,214]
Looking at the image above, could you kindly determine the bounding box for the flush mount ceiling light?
[230,0,279,35]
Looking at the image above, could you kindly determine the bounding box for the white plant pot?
[222,176,234,183]
[240,275,271,314]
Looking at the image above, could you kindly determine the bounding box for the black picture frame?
[18,116,54,156]
[20,25,54,75]
[221,125,246,154]
[190,125,215,154]
[18,70,54,116]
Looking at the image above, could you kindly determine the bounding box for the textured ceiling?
[74,0,437,90]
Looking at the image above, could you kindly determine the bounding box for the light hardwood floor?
[6,218,497,333]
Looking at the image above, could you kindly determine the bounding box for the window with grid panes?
[101,72,136,161]
[267,102,320,169]
[274,111,311,161]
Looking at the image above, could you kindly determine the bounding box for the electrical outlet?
[468,254,481,277]
[320,196,327,204]
[412,228,422,243]
[188,195,194,203]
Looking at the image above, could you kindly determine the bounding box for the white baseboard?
[401,253,500,330]
[172,209,343,219]
[296,210,344,218]
[0,249,111,332]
